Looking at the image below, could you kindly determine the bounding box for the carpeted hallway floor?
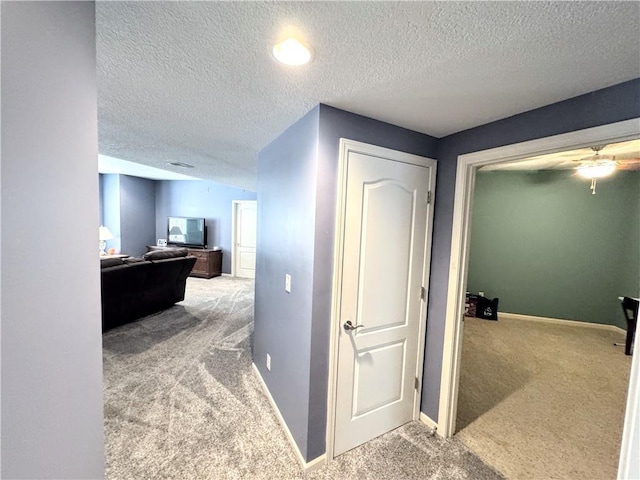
[103,276,502,479]
[456,315,632,480]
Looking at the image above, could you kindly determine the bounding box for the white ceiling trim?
[98,155,199,181]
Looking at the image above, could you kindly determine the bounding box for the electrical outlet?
[285,274,291,293]
[266,353,271,371]
[479,291,485,297]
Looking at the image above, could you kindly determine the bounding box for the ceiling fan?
[574,145,640,194]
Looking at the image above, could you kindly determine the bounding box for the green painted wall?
[467,170,640,328]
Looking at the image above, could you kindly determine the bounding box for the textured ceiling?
[97,1,640,190]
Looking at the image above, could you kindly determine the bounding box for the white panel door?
[233,201,257,279]
[334,149,434,456]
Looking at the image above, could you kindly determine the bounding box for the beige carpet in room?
[456,315,632,480]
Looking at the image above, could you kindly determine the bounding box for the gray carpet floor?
[456,315,632,480]
[104,276,502,479]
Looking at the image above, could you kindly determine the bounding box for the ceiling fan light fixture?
[577,161,616,179]
[272,37,312,66]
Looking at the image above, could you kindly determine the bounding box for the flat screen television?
[167,216,207,248]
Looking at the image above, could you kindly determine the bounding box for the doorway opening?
[232,200,257,278]
[438,118,640,477]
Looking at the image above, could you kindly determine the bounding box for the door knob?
[343,320,364,332]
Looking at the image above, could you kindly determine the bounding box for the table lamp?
[99,225,114,255]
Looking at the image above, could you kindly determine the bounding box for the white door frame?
[231,200,257,277]
[326,138,437,460]
[437,118,640,442]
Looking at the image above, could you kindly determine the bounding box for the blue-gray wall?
[254,106,320,461]
[467,170,640,329]
[102,174,122,253]
[99,173,104,224]
[1,2,105,477]
[155,180,256,273]
[100,176,255,269]
[254,104,438,462]
[422,78,640,421]
[101,174,156,257]
[120,175,157,257]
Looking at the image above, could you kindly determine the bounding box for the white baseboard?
[498,312,626,335]
[419,412,438,432]
[251,363,326,473]
[304,453,327,472]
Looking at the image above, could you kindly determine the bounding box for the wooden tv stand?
[187,248,222,278]
[146,246,222,278]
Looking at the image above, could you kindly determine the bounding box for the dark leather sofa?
[100,248,197,331]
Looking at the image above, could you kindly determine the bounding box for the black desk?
[618,296,639,356]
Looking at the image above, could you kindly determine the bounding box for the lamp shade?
[99,225,114,241]
[169,226,183,236]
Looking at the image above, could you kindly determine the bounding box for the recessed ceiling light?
[169,162,194,169]
[272,37,312,66]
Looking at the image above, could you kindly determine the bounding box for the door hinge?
[427,191,432,204]
[420,286,426,301]
[415,377,420,390]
